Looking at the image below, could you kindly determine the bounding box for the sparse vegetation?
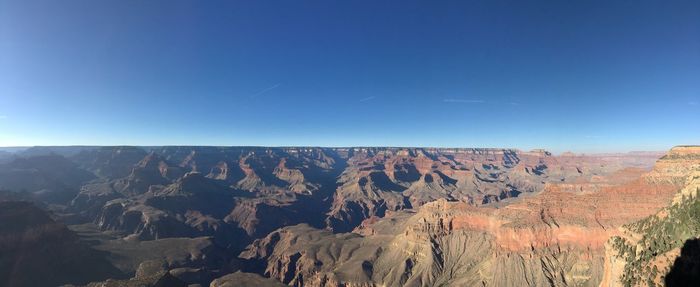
[611,186,700,286]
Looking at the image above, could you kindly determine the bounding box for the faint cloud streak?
[251,83,281,98]
[0,115,7,119]
[359,96,376,102]
[443,98,485,104]
[689,101,698,106]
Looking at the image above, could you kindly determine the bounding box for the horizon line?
[0,144,683,155]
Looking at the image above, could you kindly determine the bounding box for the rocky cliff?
[600,146,700,287]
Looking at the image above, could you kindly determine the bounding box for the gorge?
[0,146,698,287]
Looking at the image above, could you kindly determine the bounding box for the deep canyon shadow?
[665,238,700,287]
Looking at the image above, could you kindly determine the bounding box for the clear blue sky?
[1,0,698,152]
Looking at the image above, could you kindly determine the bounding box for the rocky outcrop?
[240,224,383,286]
[643,146,700,184]
[226,197,306,238]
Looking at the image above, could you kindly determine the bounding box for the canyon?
[0,146,697,286]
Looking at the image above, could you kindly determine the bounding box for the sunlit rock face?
[643,146,700,184]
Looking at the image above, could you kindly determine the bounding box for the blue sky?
[0,0,698,152]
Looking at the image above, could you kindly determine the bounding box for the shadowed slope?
[0,201,123,287]
[666,238,700,287]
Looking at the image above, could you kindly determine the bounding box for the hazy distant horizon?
[0,144,679,155]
